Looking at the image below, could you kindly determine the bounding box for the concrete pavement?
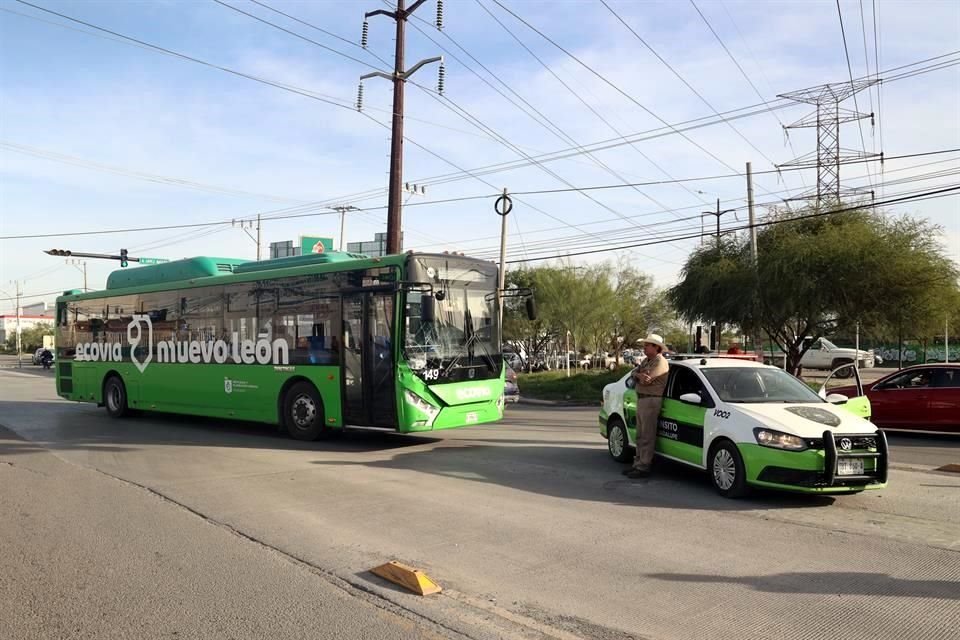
[0,422,450,640]
[2,368,959,640]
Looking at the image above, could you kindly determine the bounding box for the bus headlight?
[405,390,440,426]
[753,428,807,451]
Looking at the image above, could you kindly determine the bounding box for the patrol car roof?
[671,358,768,369]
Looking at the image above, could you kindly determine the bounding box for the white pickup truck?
[765,337,878,373]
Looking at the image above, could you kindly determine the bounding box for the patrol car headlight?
[753,428,808,451]
[405,390,440,426]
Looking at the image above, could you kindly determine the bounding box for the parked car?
[32,348,45,365]
[764,337,876,375]
[830,364,960,433]
[599,359,887,497]
[504,366,520,403]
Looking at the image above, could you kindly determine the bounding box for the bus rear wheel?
[283,382,331,441]
[104,376,130,419]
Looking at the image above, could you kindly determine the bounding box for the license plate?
[837,458,864,476]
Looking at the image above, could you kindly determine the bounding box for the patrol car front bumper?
[752,430,888,490]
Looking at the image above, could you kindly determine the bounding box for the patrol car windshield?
[702,368,825,404]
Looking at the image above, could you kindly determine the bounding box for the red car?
[832,364,960,433]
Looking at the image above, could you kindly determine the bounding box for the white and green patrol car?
[599,358,888,498]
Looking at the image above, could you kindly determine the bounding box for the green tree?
[5,322,54,354]
[669,204,959,374]
[502,267,561,369]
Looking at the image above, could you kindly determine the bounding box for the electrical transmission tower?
[775,79,881,207]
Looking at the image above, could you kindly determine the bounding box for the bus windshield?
[404,255,501,383]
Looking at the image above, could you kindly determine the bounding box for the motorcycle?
[40,351,53,369]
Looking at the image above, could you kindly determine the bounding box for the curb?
[517,397,596,408]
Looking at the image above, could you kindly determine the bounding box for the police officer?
[623,334,669,479]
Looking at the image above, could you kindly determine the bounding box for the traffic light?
[120,248,128,268]
[44,249,72,256]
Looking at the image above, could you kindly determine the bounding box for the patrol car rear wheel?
[607,418,633,463]
[709,440,749,498]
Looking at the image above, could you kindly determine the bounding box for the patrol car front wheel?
[709,440,749,498]
[607,418,633,463]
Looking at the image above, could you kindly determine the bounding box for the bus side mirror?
[526,296,537,321]
[421,294,436,323]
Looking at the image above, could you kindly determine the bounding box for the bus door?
[342,292,397,427]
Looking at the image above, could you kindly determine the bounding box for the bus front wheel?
[104,376,130,419]
[283,381,330,441]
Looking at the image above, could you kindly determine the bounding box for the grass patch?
[518,367,632,404]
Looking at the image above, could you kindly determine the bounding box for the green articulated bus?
[54,251,512,440]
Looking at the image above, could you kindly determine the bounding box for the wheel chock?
[370,561,442,596]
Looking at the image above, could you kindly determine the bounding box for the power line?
[427,156,960,256]
[472,173,960,261]
[422,153,960,252]
[836,0,875,193]
[249,0,391,66]
[210,0,385,71]
[1,4,493,142]
[0,141,310,204]
[490,0,783,201]
[406,14,687,221]
[503,186,960,264]
[602,1,782,174]
[331,52,959,205]
[474,0,707,211]
[221,2,628,239]
[695,0,808,189]
[3,147,952,243]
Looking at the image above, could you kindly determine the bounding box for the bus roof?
[55,251,488,302]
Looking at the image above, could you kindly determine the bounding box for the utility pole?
[233,219,260,260]
[67,259,88,291]
[702,199,736,351]
[332,205,360,251]
[746,162,757,265]
[13,280,23,368]
[358,0,444,255]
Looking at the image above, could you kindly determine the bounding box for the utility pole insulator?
[356,82,364,111]
[437,62,445,94]
[361,20,369,48]
[436,0,443,29]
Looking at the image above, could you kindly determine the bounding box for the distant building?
[269,236,335,259]
[347,232,402,258]
[0,314,54,344]
[22,302,50,316]
[269,240,301,259]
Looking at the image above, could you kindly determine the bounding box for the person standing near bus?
[623,334,670,479]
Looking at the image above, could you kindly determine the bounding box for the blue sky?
[1,0,958,313]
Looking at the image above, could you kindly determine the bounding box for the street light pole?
[494,189,512,327]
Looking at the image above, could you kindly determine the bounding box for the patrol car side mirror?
[679,392,702,405]
[826,393,848,405]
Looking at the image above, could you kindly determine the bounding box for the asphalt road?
[2,367,959,640]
